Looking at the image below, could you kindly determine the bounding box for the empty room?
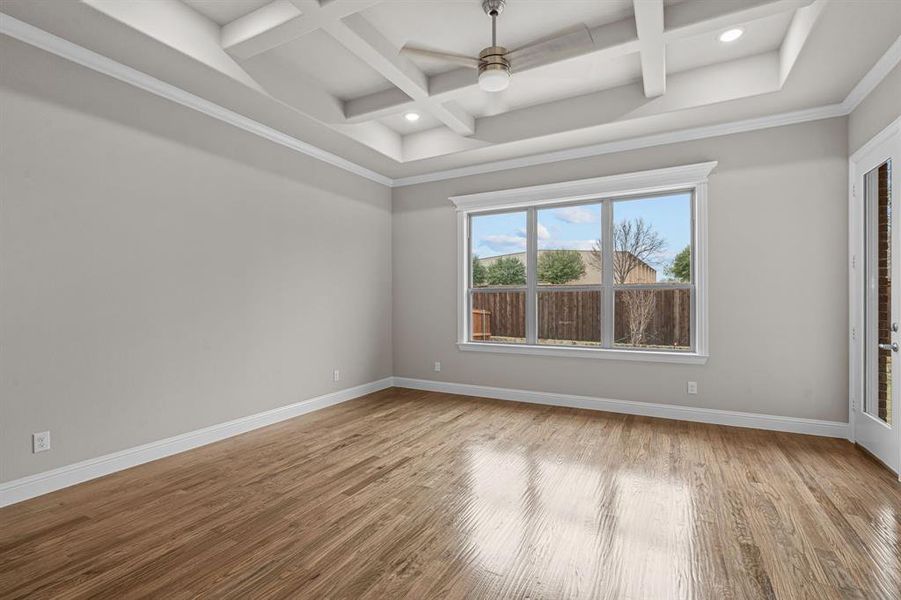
[1,0,900,598]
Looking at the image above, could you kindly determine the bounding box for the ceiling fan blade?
[400,46,480,69]
[506,24,595,69]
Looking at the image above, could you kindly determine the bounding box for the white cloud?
[552,206,598,224]
[515,224,551,240]
[480,234,526,252]
[539,239,598,251]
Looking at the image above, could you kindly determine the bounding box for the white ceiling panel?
[182,0,273,26]
[246,29,394,100]
[667,10,793,74]
[379,111,445,135]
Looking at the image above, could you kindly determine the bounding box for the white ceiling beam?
[322,11,475,135]
[343,87,414,122]
[779,0,827,86]
[221,0,301,58]
[84,0,264,91]
[221,0,380,59]
[633,0,666,98]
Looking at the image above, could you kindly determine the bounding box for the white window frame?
[452,162,715,365]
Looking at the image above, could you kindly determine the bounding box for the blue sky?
[472,193,691,279]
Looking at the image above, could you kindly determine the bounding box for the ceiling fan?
[399,0,552,93]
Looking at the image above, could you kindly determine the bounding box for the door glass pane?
[865,160,893,424]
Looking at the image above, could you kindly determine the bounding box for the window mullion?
[601,200,614,348]
[526,207,538,344]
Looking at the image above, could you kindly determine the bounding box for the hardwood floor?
[1,387,899,599]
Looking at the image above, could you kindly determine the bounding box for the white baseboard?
[0,377,393,508]
[2,376,850,507]
[393,377,851,439]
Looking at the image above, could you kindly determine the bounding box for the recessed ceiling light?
[404,112,420,122]
[719,28,744,43]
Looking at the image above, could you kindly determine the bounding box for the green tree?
[538,250,586,284]
[486,256,526,285]
[666,245,691,282]
[472,255,487,286]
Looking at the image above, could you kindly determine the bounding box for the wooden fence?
[471,288,690,347]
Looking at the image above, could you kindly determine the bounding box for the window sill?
[457,342,709,364]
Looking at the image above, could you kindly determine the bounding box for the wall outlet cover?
[687,381,698,395]
[33,431,51,453]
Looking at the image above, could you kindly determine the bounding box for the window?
[454,163,713,364]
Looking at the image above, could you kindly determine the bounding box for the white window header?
[449,161,718,213]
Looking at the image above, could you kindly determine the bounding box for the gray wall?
[393,118,849,422]
[849,62,901,154]
[0,39,392,482]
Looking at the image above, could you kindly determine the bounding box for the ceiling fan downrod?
[479,0,510,91]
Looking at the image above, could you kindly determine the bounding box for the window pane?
[537,204,602,285]
[471,290,526,344]
[538,289,601,346]
[612,193,692,284]
[471,211,528,288]
[614,288,691,350]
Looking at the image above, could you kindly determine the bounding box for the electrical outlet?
[33,431,51,453]
[333,369,340,382]
[434,361,441,372]
[687,381,698,395]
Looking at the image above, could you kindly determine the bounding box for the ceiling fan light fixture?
[478,45,510,92]
[479,67,510,92]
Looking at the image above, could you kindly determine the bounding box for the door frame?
[848,115,901,475]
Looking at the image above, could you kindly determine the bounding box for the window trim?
[453,162,715,364]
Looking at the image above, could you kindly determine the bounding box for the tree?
[538,250,586,284]
[588,217,666,284]
[472,255,487,286]
[666,245,691,282]
[485,256,526,285]
[589,218,667,346]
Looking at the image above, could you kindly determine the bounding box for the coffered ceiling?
[1,0,900,184]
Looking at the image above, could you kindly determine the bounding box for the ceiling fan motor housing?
[479,46,510,75]
[480,0,509,76]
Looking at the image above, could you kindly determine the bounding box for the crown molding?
[0,13,394,187]
[2,14,899,189]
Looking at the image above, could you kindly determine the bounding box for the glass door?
[856,127,901,475]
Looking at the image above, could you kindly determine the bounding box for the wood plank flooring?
[1,387,900,599]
